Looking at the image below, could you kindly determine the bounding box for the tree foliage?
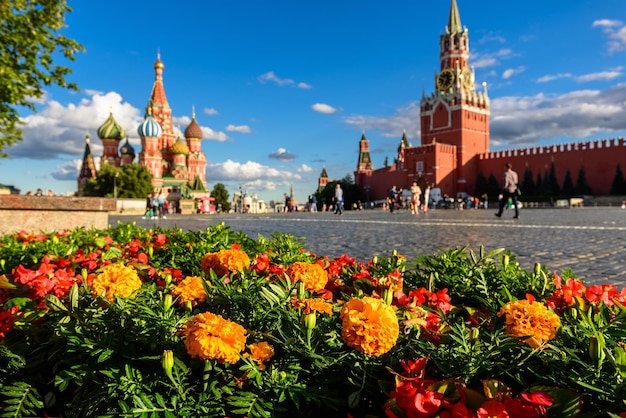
[211,183,231,212]
[82,163,153,198]
[0,0,84,157]
[610,163,626,195]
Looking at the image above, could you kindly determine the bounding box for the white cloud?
[502,66,525,80]
[11,91,141,160]
[204,107,219,115]
[269,147,297,161]
[207,160,302,181]
[537,73,573,83]
[297,163,313,173]
[575,69,622,82]
[593,19,626,53]
[312,103,338,114]
[226,124,251,134]
[51,159,82,181]
[258,71,312,89]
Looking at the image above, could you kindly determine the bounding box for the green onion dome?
[170,137,189,155]
[97,112,125,141]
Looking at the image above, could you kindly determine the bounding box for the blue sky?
[3,0,626,203]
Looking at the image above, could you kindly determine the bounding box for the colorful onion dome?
[137,112,163,138]
[97,112,125,141]
[184,116,203,140]
[119,137,135,157]
[170,137,189,155]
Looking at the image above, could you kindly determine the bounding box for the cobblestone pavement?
[111,207,626,287]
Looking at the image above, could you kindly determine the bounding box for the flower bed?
[0,223,625,417]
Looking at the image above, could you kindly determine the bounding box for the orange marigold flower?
[498,299,561,349]
[201,247,251,277]
[292,297,334,315]
[92,264,142,302]
[171,276,209,306]
[287,261,329,292]
[340,296,399,356]
[243,341,275,370]
[183,312,246,364]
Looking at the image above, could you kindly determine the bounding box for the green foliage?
[82,163,153,198]
[610,163,626,195]
[0,0,84,157]
[561,168,575,196]
[0,226,625,416]
[211,183,231,212]
[576,165,593,195]
[316,179,361,210]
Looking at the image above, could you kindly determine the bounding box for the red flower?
[153,233,167,248]
[251,253,270,273]
[476,400,508,418]
[414,389,443,414]
[586,284,619,306]
[0,306,19,338]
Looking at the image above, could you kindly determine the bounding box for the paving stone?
[111,207,626,287]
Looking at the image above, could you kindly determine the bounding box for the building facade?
[355,0,626,201]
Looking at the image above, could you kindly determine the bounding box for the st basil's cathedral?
[77,54,207,199]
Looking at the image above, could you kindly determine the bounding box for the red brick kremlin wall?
[477,138,626,196]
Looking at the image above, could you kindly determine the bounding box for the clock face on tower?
[460,67,473,89]
[436,68,454,91]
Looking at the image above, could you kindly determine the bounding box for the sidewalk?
[111,207,626,287]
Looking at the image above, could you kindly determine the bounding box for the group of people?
[388,181,431,214]
[142,190,169,219]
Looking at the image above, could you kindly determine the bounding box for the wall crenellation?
[479,137,626,160]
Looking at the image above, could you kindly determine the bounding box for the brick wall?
[0,195,115,235]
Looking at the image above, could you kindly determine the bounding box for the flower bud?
[163,294,173,311]
[303,312,316,330]
[589,335,606,367]
[162,349,174,373]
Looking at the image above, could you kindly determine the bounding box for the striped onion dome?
[97,112,125,141]
[170,137,189,155]
[184,116,203,140]
[137,113,163,138]
[119,137,135,157]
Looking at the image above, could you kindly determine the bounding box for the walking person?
[388,185,398,213]
[495,163,520,219]
[333,183,344,215]
[410,180,421,215]
[422,184,431,213]
[142,192,153,219]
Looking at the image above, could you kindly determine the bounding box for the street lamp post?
[114,172,119,200]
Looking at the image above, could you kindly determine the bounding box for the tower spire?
[447,0,462,34]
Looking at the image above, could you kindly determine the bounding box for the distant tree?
[82,163,153,198]
[542,168,552,195]
[474,172,488,196]
[535,173,543,196]
[317,179,360,210]
[521,167,535,196]
[486,173,500,198]
[610,163,626,195]
[575,165,593,195]
[341,174,354,184]
[117,164,153,198]
[0,1,84,157]
[561,169,575,196]
[211,183,231,212]
[549,162,560,195]
[384,156,389,167]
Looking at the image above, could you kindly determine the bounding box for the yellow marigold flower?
[183,312,247,364]
[171,276,209,306]
[498,299,561,349]
[92,264,142,302]
[340,296,399,357]
[243,341,275,370]
[201,248,251,277]
[287,262,328,292]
